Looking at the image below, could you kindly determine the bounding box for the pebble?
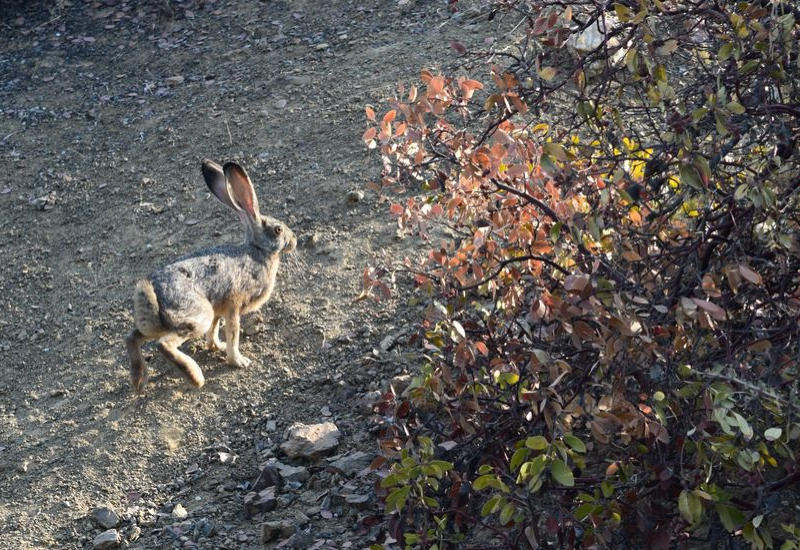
[280,422,340,459]
[244,487,277,517]
[92,529,120,549]
[346,190,364,203]
[172,503,188,520]
[328,451,374,476]
[91,507,119,529]
[315,43,329,51]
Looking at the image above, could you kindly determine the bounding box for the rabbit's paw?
[207,340,227,353]
[228,354,252,368]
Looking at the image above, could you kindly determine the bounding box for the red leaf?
[382,109,396,124]
[362,127,376,143]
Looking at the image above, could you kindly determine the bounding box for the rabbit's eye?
[274,225,283,235]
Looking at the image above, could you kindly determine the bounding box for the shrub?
[365,1,800,548]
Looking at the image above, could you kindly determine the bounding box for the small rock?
[92,529,121,549]
[391,373,413,395]
[320,406,332,417]
[252,464,283,492]
[165,75,185,87]
[280,422,340,459]
[315,43,329,51]
[346,190,364,203]
[266,419,278,432]
[193,518,215,538]
[328,451,373,476]
[172,503,188,520]
[343,493,371,508]
[91,507,119,529]
[274,98,288,109]
[287,75,312,86]
[259,520,295,543]
[244,487,277,517]
[266,459,309,483]
[356,390,382,415]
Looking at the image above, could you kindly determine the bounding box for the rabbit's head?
[202,159,296,255]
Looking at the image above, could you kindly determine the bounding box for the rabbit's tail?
[127,279,165,394]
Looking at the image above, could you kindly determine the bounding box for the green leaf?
[386,486,411,513]
[499,502,515,525]
[564,433,587,454]
[526,436,548,450]
[740,59,760,75]
[717,503,745,532]
[601,480,614,498]
[510,448,530,473]
[550,459,575,487]
[691,107,708,122]
[614,3,632,21]
[733,412,753,440]
[679,164,703,190]
[727,101,746,114]
[473,474,495,491]
[575,502,596,521]
[543,142,568,162]
[481,495,503,517]
[678,490,692,523]
[718,42,733,62]
[765,427,782,441]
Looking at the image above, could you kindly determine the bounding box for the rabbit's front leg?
[206,316,227,353]
[224,309,252,368]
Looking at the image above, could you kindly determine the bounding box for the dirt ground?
[0,1,496,548]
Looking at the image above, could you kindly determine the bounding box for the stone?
[92,529,120,549]
[171,503,188,520]
[391,374,413,395]
[343,493,371,508]
[259,520,295,543]
[90,507,119,529]
[268,459,309,483]
[280,422,340,459]
[244,487,277,517]
[346,190,364,203]
[356,390,382,415]
[252,464,283,492]
[328,451,373,476]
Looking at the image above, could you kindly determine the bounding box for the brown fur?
[125,160,296,394]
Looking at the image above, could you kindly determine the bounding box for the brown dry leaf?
[738,264,762,285]
[691,298,726,321]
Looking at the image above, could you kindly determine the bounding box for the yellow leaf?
[539,66,558,82]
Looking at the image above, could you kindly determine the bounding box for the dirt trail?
[0,1,496,548]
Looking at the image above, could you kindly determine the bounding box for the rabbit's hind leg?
[126,329,151,394]
[157,333,206,389]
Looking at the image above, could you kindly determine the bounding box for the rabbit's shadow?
[136,343,238,394]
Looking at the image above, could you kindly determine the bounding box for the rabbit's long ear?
[223,162,260,219]
[202,159,241,213]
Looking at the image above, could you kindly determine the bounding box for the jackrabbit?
[125,160,297,393]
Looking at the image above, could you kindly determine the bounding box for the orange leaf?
[382,109,396,124]
[362,127,377,144]
[365,106,376,121]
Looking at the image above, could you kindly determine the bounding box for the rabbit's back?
[151,244,276,311]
